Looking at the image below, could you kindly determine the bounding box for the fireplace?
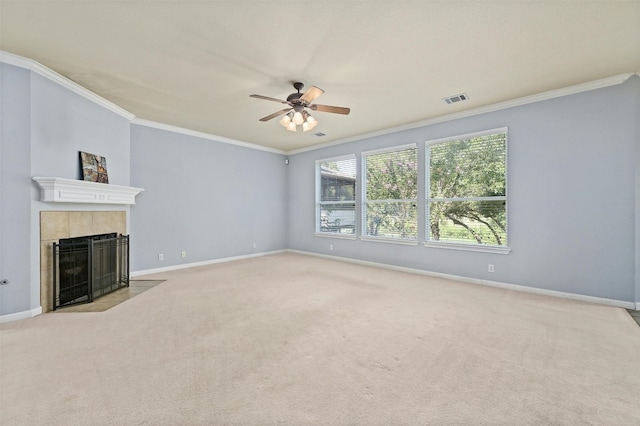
[40,211,128,312]
[33,177,144,313]
[53,233,129,309]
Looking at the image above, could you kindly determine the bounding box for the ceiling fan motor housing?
[287,82,306,105]
[287,92,303,104]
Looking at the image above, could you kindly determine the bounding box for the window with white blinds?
[362,144,418,241]
[426,129,507,247]
[316,155,357,235]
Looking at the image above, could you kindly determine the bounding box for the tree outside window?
[427,130,507,246]
[363,145,417,240]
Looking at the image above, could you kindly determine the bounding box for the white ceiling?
[1,1,638,152]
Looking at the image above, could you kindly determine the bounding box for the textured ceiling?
[1,1,638,152]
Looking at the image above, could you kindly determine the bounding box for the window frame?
[361,143,419,245]
[424,128,510,254]
[315,154,357,239]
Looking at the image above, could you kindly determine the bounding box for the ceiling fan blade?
[300,86,324,103]
[310,104,351,115]
[250,94,288,104]
[259,108,292,122]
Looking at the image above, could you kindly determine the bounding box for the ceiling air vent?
[443,93,469,105]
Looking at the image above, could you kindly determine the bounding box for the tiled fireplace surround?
[40,211,126,312]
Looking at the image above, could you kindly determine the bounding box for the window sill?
[423,241,511,254]
[360,236,419,246]
[314,233,357,240]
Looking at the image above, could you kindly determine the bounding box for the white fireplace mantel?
[33,177,144,205]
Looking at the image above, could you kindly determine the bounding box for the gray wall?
[30,74,131,185]
[0,66,132,317]
[28,72,132,310]
[0,64,32,315]
[288,77,640,303]
[129,124,288,272]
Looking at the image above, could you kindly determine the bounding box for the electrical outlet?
[488,264,494,273]
[253,242,257,249]
[158,254,164,261]
[329,244,334,251]
[181,251,187,258]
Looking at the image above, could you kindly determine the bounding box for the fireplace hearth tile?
[40,240,55,271]
[40,211,69,240]
[40,239,56,312]
[93,211,126,235]
[69,212,94,237]
[53,280,165,312]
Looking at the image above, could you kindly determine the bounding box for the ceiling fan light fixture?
[279,113,292,127]
[304,114,318,131]
[292,111,304,125]
[286,121,297,132]
[306,114,316,124]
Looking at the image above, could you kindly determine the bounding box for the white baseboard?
[131,249,287,277]
[288,250,637,310]
[0,306,42,324]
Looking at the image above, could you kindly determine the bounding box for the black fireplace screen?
[52,234,129,310]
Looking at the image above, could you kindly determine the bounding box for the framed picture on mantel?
[80,151,109,184]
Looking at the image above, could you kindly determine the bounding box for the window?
[316,155,356,235]
[362,144,418,241]
[426,129,507,249]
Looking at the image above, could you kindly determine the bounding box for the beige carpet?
[1,252,639,425]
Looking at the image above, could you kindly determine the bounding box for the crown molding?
[288,72,638,155]
[0,50,135,120]
[3,50,635,156]
[131,118,286,155]
[1,50,284,155]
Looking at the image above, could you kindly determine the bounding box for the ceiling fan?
[250,82,350,132]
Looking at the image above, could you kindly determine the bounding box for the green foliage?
[429,133,507,245]
[365,148,417,238]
